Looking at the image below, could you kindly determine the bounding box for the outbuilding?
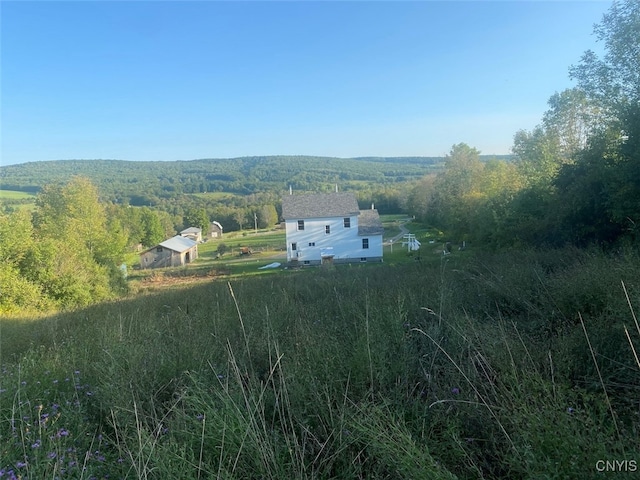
[140,235,199,269]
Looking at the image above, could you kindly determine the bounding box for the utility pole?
[254,212,258,234]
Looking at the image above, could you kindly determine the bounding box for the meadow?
[1,244,639,479]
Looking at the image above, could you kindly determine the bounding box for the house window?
[360,257,367,262]
[344,217,351,228]
[156,247,163,252]
[362,238,369,249]
[303,260,311,265]
[308,242,315,247]
[297,220,305,231]
[291,242,297,251]
[325,225,331,234]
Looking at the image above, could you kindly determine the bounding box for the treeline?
[0,178,129,313]
[406,0,640,250]
[0,156,450,203]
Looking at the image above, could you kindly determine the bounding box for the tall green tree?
[0,210,46,313]
[28,176,127,309]
[184,207,210,233]
[257,204,278,229]
[140,207,166,247]
[428,143,484,238]
[557,0,640,245]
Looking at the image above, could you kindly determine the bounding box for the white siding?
[285,214,381,263]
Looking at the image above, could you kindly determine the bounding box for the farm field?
[0,189,36,200]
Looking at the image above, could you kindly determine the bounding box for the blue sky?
[1,0,612,165]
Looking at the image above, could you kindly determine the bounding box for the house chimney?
[289,185,292,195]
[371,203,375,210]
[335,184,338,193]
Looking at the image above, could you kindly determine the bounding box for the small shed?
[180,226,203,243]
[140,236,199,269]
[209,221,223,239]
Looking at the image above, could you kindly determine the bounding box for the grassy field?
[127,216,441,288]
[0,190,36,212]
[0,190,36,200]
[2,245,639,478]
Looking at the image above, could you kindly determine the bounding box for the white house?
[281,192,384,265]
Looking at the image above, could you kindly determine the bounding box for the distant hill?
[0,155,512,203]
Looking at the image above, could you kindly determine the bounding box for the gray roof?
[159,235,198,253]
[282,192,360,219]
[180,227,202,234]
[358,209,384,236]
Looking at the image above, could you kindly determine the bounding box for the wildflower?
[16,461,27,468]
[47,451,57,460]
[32,439,41,448]
[567,407,575,414]
[53,379,59,384]
[21,381,26,386]
[451,387,460,395]
[56,429,70,438]
[196,414,204,421]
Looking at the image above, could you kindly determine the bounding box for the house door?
[185,251,191,264]
[321,256,334,265]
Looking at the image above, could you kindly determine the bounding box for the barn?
[139,235,199,269]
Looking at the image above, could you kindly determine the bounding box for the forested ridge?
[0,155,460,201]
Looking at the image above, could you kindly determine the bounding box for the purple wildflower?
[451,387,460,395]
[47,451,57,459]
[32,439,41,448]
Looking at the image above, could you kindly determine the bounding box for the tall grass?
[1,247,639,478]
